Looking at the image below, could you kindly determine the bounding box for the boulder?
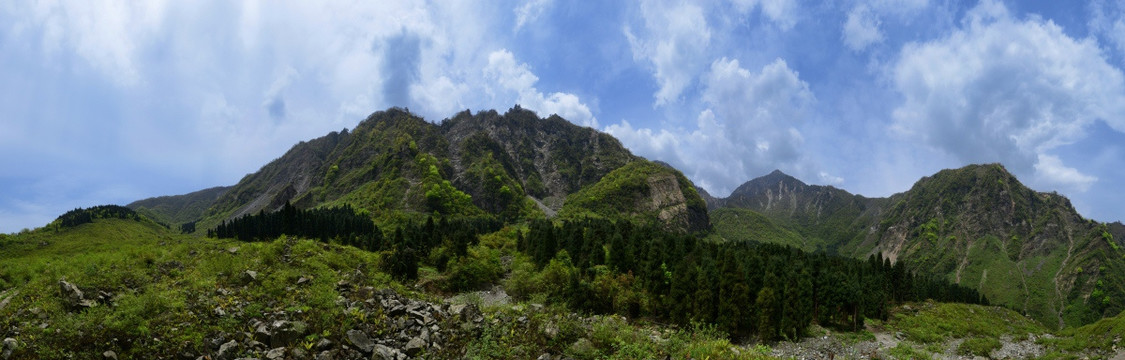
[102,350,118,360]
[269,320,308,348]
[346,329,374,353]
[2,338,17,360]
[215,340,239,360]
[253,323,271,344]
[241,270,258,284]
[404,336,426,357]
[265,347,286,360]
[58,280,95,309]
[371,344,400,360]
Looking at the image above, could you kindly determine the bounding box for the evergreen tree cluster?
[55,205,142,228]
[378,216,501,281]
[209,204,502,282]
[209,203,381,250]
[518,218,987,341]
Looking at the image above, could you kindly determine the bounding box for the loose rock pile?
[191,281,485,359]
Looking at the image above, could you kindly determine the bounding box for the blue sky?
[2,0,1125,232]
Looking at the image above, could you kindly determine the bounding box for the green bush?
[958,337,1000,357]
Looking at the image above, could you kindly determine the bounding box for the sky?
[2,0,1125,232]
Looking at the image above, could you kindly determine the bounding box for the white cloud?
[514,0,554,32]
[625,0,711,106]
[607,57,816,195]
[1034,154,1097,192]
[1088,0,1125,59]
[819,171,845,185]
[843,5,884,51]
[484,50,598,127]
[731,0,800,30]
[13,1,169,86]
[891,0,1125,191]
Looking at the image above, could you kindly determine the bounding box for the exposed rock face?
[643,173,693,232]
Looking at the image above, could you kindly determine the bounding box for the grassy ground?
[2,218,1122,359]
[0,219,772,359]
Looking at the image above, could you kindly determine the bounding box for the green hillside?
[710,208,806,250]
[710,164,1125,330]
[185,107,646,233]
[128,186,229,231]
[557,160,710,233]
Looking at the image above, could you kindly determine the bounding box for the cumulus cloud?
[1034,154,1097,191]
[731,0,800,30]
[607,58,816,195]
[891,0,1125,192]
[625,0,711,106]
[843,5,883,51]
[514,0,554,32]
[1088,0,1125,59]
[484,50,597,127]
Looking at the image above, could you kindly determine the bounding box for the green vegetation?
[0,219,392,357]
[128,186,229,231]
[888,301,1046,344]
[957,337,1001,357]
[516,217,984,342]
[711,207,807,250]
[1041,309,1125,353]
[558,160,710,233]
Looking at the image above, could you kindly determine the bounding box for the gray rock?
[371,344,399,360]
[103,350,118,360]
[536,353,552,360]
[58,280,95,309]
[542,322,559,339]
[241,270,258,283]
[227,247,239,254]
[388,305,407,317]
[265,347,285,360]
[2,338,16,360]
[347,329,375,353]
[315,350,334,360]
[216,340,239,360]
[404,336,426,357]
[269,320,307,348]
[290,348,307,358]
[253,324,271,344]
[316,338,334,350]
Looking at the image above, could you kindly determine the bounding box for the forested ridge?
[210,204,983,342]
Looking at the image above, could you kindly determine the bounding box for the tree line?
[210,204,501,281]
[518,217,986,341]
[55,205,143,228]
[209,202,382,250]
[208,204,985,341]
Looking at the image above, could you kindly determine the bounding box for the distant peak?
[768,169,786,176]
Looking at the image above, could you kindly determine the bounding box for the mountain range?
[129,107,1124,330]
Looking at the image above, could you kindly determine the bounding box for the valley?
[3,107,1124,359]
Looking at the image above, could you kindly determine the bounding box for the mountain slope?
[557,160,711,233]
[127,186,230,228]
[710,164,1125,329]
[717,170,889,253]
[190,106,707,232]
